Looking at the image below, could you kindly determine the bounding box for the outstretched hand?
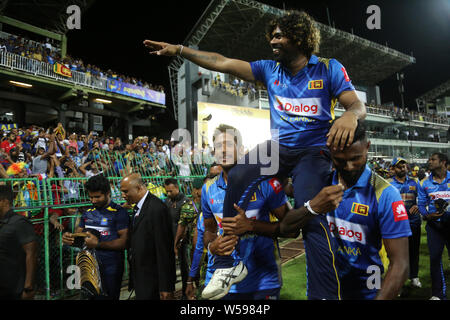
[143,40,180,57]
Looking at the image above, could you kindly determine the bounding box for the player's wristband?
[178,44,184,56]
[304,201,319,216]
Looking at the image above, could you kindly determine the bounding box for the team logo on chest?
[308,80,323,90]
[351,202,369,216]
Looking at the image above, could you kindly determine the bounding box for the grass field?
[280,223,450,300]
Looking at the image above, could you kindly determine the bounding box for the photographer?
[418,153,450,300]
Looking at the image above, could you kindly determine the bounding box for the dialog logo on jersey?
[327,216,367,244]
[274,96,321,116]
[429,191,450,200]
[392,201,408,222]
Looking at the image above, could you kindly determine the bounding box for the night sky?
[66,0,450,120]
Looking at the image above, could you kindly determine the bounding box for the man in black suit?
[120,173,176,300]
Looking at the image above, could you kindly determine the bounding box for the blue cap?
[392,157,407,166]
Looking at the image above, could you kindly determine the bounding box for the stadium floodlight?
[9,80,33,88]
[94,98,112,104]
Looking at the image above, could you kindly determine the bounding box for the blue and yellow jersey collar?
[216,171,227,190]
[308,54,319,65]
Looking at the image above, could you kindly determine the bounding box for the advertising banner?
[0,123,17,131]
[106,80,165,105]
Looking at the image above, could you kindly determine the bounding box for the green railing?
[0,173,207,300]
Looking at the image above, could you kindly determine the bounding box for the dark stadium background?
[65,0,450,129]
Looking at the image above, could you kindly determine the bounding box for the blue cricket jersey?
[326,165,412,299]
[250,55,355,148]
[202,173,286,293]
[388,176,421,226]
[79,201,129,263]
[418,171,450,222]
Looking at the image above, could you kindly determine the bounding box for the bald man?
[121,173,176,300]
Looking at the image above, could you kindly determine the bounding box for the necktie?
[132,205,139,227]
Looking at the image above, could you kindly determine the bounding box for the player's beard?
[396,170,407,178]
[339,165,366,188]
[93,199,108,210]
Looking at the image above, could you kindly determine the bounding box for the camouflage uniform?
[179,199,200,264]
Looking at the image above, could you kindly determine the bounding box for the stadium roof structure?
[0,0,95,34]
[169,0,416,118]
[417,79,450,102]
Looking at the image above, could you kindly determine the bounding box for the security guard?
[62,174,129,299]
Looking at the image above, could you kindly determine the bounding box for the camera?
[435,198,449,214]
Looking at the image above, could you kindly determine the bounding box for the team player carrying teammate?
[144,10,366,300]
[281,121,411,299]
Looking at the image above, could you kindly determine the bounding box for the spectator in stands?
[33,129,48,151]
[31,135,56,176]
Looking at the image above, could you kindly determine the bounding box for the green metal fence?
[0,173,207,300]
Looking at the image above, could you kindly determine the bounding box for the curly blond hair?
[266,10,321,57]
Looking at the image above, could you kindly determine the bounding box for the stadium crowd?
[0,123,215,181]
[0,33,165,92]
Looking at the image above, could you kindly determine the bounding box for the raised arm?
[143,40,255,82]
